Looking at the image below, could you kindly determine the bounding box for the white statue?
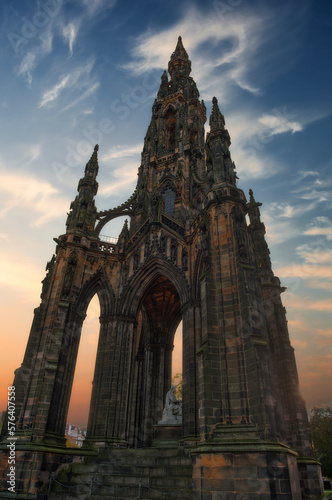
[158,385,182,425]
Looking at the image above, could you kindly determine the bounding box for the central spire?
[168,36,191,78]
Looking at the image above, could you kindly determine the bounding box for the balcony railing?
[99,234,118,244]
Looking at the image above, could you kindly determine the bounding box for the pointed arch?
[162,105,177,151]
[123,257,187,447]
[94,210,134,237]
[162,103,177,119]
[160,177,177,191]
[119,257,190,317]
[45,271,115,438]
[160,179,177,217]
[74,270,115,318]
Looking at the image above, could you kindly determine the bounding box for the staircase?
[48,446,193,499]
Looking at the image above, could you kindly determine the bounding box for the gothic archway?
[119,258,198,447]
[130,274,182,447]
[44,273,115,442]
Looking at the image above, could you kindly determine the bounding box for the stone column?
[182,301,200,440]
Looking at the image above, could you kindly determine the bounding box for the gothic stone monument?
[0,37,324,499]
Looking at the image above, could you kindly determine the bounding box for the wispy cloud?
[40,74,71,107]
[62,21,79,57]
[60,82,99,112]
[0,171,69,226]
[16,30,54,86]
[123,6,265,97]
[15,0,117,86]
[39,59,97,108]
[274,236,332,295]
[298,189,329,202]
[82,0,117,16]
[315,328,332,338]
[17,52,37,86]
[264,219,300,245]
[0,251,43,301]
[298,170,320,180]
[308,299,332,312]
[292,339,307,349]
[99,161,138,196]
[258,112,303,135]
[276,264,332,280]
[224,106,316,180]
[267,200,324,219]
[225,111,283,179]
[306,279,332,293]
[304,227,332,239]
[296,243,332,264]
[102,144,142,161]
[25,144,42,165]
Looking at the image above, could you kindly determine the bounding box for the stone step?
[92,473,191,487]
[115,461,190,473]
[48,446,193,499]
[70,461,192,476]
[50,489,192,500]
[49,479,193,499]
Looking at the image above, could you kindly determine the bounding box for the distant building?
[66,423,87,447]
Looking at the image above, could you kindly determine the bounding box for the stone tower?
[0,37,323,499]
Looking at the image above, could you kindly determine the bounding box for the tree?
[172,373,182,400]
[309,405,332,479]
[65,434,80,448]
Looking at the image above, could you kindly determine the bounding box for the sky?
[0,0,331,427]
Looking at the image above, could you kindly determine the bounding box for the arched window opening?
[99,215,130,243]
[66,294,99,447]
[164,108,176,151]
[172,320,183,400]
[132,275,182,446]
[163,187,176,218]
[168,120,176,149]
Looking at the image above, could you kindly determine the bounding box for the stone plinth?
[191,447,302,500]
[153,425,182,447]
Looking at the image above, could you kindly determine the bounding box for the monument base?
[189,424,324,499]
[152,424,182,447]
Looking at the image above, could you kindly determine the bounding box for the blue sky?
[0,0,332,414]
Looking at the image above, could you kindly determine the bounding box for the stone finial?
[248,189,262,224]
[249,189,262,207]
[168,36,191,77]
[209,97,225,131]
[84,144,99,179]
